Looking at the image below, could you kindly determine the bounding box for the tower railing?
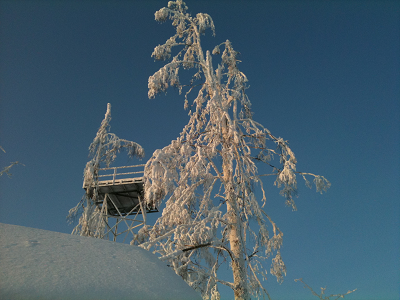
[97,164,146,185]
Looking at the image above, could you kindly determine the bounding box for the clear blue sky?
[1,1,399,299]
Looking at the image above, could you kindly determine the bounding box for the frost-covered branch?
[295,278,357,300]
[0,161,22,178]
[0,146,24,178]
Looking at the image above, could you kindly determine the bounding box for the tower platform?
[83,165,158,217]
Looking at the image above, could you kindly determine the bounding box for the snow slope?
[0,223,201,300]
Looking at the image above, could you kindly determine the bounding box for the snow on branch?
[295,278,357,300]
[0,161,23,178]
[0,146,24,178]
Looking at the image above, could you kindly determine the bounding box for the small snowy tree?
[68,103,145,238]
[139,1,330,299]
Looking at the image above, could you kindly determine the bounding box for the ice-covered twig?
[295,278,357,300]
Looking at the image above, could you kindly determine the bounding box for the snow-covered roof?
[0,223,201,300]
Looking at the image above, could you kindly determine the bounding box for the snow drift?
[0,223,201,300]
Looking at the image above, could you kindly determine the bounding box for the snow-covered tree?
[139,1,330,299]
[68,103,144,238]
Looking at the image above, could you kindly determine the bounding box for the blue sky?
[1,1,399,299]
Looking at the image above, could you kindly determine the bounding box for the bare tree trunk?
[222,117,249,300]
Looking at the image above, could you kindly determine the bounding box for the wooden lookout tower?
[83,164,158,243]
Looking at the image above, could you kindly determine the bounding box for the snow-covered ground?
[0,223,201,300]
